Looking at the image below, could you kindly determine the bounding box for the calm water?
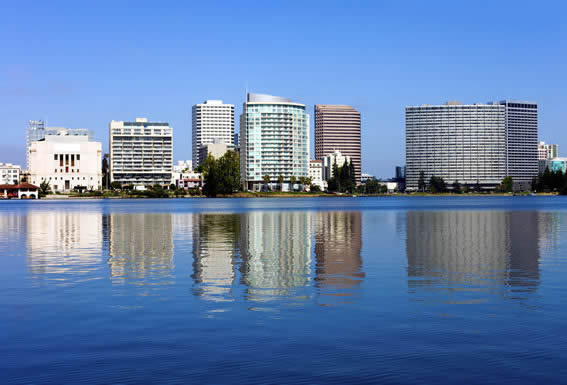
[1,197,566,384]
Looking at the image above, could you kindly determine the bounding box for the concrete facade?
[109,118,173,187]
[29,133,102,192]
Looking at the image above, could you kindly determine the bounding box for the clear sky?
[1,0,565,177]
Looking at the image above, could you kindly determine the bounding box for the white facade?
[192,100,234,168]
[322,150,351,181]
[309,160,327,191]
[0,163,21,184]
[109,118,173,186]
[26,120,92,170]
[29,133,102,192]
[538,142,558,160]
[240,93,309,191]
[173,160,193,173]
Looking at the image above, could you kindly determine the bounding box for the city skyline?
[2,1,565,178]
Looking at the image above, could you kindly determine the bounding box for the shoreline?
[2,192,560,201]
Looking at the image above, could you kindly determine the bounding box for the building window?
[54,154,58,160]
[77,154,80,160]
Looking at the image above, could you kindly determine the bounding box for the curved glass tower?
[240,93,309,191]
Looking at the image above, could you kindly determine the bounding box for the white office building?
[405,101,538,190]
[109,118,173,186]
[322,150,351,181]
[29,133,102,192]
[192,100,234,168]
[0,163,21,184]
[240,93,309,191]
[309,160,327,191]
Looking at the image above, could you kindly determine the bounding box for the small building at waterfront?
[309,160,327,191]
[0,183,39,199]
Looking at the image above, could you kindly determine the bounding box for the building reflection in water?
[314,211,364,304]
[26,209,103,281]
[107,213,174,285]
[191,213,240,302]
[238,211,312,302]
[190,210,365,305]
[405,211,541,301]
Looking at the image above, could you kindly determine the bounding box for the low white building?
[309,160,327,191]
[0,163,21,184]
[176,171,203,190]
[322,150,351,181]
[29,133,102,192]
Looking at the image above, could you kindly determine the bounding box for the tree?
[110,181,121,190]
[310,184,321,192]
[39,180,51,195]
[475,180,482,193]
[299,176,307,191]
[169,184,177,191]
[531,176,538,192]
[102,154,110,189]
[202,155,220,197]
[217,151,240,193]
[277,175,284,191]
[429,175,447,193]
[290,175,297,191]
[418,171,426,192]
[263,174,271,191]
[452,180,461,194]
[500,176,514,193]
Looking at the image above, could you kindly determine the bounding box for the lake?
[1,197,566,384]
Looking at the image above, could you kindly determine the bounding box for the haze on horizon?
[1,0,565,178]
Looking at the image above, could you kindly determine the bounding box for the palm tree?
[299,176,307,192]
[277,175,284,191]
[263,174,271,191]
[290,175,297,191]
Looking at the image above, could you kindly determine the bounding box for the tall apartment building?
[240,93,309,191]
[314,105,361,184]
[405,101,538,190]
[192,100,234,168]
[29,133,102,192]
[109,118,173,186]
[26,120,92,170]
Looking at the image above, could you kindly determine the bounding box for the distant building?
[538,142,558,160]
[395,166,406,180]
[29,133,102,192]
[361,173,375,183]
[538,142,559,173]
[198,139,235,165]
[309,160,327,191]
[192,100,234,168]
[173,160,193,174]
[0,163,21,184]
[406,101,538,191]
[541,158,567,174]
[322,150,351,181]
[240,93,309,191]
[314,105,361,184]
[26,120,92,170]
[109,118,173,187]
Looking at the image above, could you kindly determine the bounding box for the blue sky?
[1,0,565,177]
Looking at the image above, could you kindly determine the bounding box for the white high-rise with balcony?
[192,100,234,168]
[240,93,309,191]
[109,118,173,186]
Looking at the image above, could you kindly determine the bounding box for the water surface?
[1,197,566,384]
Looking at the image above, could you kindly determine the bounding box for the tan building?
[314,104,361,184]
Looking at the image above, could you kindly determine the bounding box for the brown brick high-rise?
[314,105,361,184]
